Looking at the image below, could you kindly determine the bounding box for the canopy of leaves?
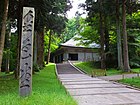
[61,18,79,43]
[127,11,140,67]
[76,0,140,68]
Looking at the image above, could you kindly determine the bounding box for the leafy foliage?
[0,0,4,30]
[127,11,140,67]
[2,33,18,71]
[44,31,61,55]
[1,0,72,71]
[76,0,140,68]
[61,18,79,43]
[75,17,99,46]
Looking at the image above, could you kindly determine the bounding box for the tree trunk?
[0,0,9,72]
[99,0,106,69]
[103,17,109,68]
[15,0,24,79]
[46,30,52,64]
[5,20,11,74]
[104,25,109,53]
[116,0,123,70]
[32,31,37,74]
[37,29,44,68]
[33,31,37,64]
[122,0,131,72]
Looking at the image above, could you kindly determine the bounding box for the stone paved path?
[56,63,140,105]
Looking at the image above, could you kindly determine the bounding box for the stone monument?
[19,7,35,96]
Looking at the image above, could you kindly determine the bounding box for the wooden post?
[122,74,125,79]
[19,7,35,97]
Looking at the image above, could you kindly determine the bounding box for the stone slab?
[74,93,140,105]
[63,80,111,85]
[65,83,126,89]
[59,74,89,78]
[68,88,140,96]
[60,77,93,80]
[61,78,102,82]
[56,63,82,74]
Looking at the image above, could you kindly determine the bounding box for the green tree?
[61,18,78,43]
[45,14,67,64]
[116,0,123,70]
[127,11,140,67]
[84,0,113,69]
[0,0,71,77]
[122,0,131,72]
[44,30,60,64]
[0,0,9,72]
[46,30,52,64]
[80,0,140,70]
[11,0,71,76]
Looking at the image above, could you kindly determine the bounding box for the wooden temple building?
[51,36,100,63]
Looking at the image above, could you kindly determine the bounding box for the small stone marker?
[19,7,35,97]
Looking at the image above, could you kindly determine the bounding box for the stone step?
[68,88,140,96]
[56,62,140,105]
[62,80,111,85]
[74,93,140,105]
[65,83,126,89]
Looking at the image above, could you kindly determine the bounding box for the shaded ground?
[56,63,81,74]
[56,62,140,105]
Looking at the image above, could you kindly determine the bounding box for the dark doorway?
[60,54,63,62]
[69,53,78,60]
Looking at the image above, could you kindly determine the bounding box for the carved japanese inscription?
[19,7,35,96]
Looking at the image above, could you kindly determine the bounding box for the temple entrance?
[69,53,78,60]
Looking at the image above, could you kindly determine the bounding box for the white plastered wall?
[63,52,100,62]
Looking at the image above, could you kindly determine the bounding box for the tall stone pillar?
[19,7,35,97]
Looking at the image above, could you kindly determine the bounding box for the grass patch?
[74,62,94,75]
[132,68,140,73]
[119,77,140,88]
[0,72,13,77]
[74,61,122,76]
[0,63,77,105]
[106,69,122,76]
